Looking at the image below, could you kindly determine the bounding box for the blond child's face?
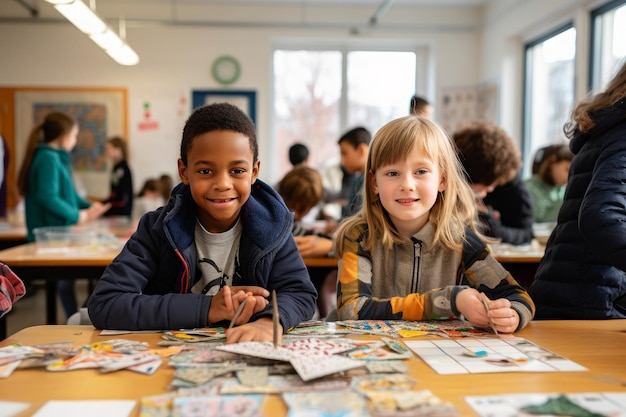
[178,130,260,233]
[371,145,445,238]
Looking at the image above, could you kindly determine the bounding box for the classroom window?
[590,0,626,93]
[522,26,576,178]
[272,49,416,182]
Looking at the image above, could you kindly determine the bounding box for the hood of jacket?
[155,179,294,253]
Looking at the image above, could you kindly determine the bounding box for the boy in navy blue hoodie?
[88,103,317,343]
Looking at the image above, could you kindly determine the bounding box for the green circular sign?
[211,55,241,85]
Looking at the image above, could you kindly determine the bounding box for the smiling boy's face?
[178,130,260,233]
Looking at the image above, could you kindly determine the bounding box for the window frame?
[521,22,575,178]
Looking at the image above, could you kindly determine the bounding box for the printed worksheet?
[465,392,626,417]
[404,337,587,374]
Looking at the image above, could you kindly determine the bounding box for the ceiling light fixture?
[45,0,139,66]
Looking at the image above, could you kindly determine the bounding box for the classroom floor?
[5,279,91,337]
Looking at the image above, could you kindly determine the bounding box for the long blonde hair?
[335,116,478,255]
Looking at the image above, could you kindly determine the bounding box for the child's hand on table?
[225,317,282,344]
[456,288,519,334]
[208,285,269,324]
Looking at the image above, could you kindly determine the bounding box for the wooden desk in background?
[0,320,624,417]
[0,223,27,250]
[0,242,124,339]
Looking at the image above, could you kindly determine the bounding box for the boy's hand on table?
[225,317,282,344]
[208,285,269,324]
[294,235,333,257]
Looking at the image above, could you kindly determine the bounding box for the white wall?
[480,0,607,145]
[0,9,480,194]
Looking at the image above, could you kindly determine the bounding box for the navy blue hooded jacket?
[88,180,317,330]
[529,99,626,319]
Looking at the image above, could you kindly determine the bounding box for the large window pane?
[273,50,342,179]
[591,0,626,92]
[273,49,416,182]
[347,51,416,135]
[523,26,576,177]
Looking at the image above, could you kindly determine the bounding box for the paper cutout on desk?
[465,392,626,417]
[173,395,265,417]
[283,391,368,417]
[216,341,295,361]
[351,375,458,416]
[0,400,29,417]
[31,400,136,417]
[404,337,587,375]
[216,340,364,381]
[289,353,363,381]
[282,337,356,356]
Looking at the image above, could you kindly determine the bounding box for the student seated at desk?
[88,103,317,343]
[333,116,535,333]
[277,165,337,319]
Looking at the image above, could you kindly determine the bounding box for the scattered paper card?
[31,400,136,417]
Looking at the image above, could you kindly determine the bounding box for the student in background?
[338,127,371,218]
[452,121,534,245]
[277,165,337,318]
[288,143,310,167]
[131,178,164,223]
[159,173,174,203]
[524,144,573,223]
[88,103,317,343]
[530,61,626,320]
[409,95,433,118]
[333,116,534,332]
[17,112,110,319]
[103,136,133,218]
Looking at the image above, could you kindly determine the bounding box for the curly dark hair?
[180,102,257,165]
[452,120,521,186]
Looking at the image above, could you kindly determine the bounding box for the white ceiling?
[2,0,491,29]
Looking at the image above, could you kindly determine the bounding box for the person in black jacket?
[452,120,534,245]
[529,61,626,319]
[103,136,133,217]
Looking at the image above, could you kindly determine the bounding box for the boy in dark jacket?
[88,103,317,343]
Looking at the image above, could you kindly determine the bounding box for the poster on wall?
[439,81,499,134]
[192,90,256,127]
[14,88,127,199]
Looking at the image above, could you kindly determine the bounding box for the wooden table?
[0,223,27,250]
[0,242,124,338]
[0,320,624,416]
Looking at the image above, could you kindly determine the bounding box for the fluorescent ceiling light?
[90,28,124,51]
[45,0,139,66]
[106,44,140,66]
[55,1,107,34]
